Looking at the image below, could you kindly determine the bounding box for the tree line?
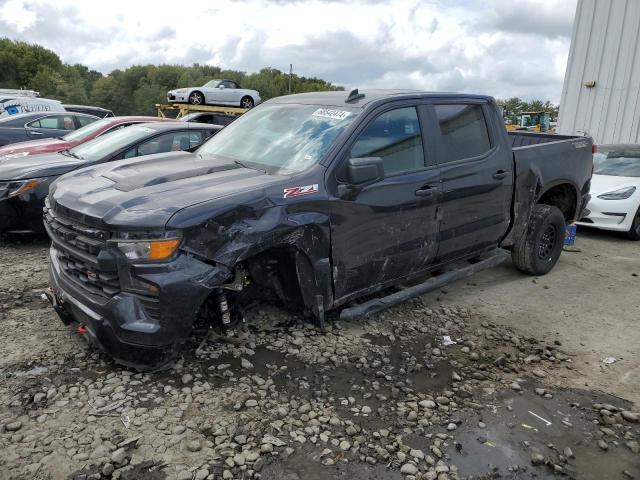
[497,97,560,123]
[0,38,343,115]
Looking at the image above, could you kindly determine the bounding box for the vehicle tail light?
[592,144,597,154]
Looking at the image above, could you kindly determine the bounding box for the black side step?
[339,249,510,321]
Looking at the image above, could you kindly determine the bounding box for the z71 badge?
[283,184,319,198]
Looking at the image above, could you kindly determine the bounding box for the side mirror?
[218,85,225,89]
[346,157,384,185]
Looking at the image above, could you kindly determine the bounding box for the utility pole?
[288,64,293,94]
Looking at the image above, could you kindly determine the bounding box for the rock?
[339,440,351,451]
[241,358,254,369]
[510,382,522,391]
[400,463,419,475]
[621,411,639,423]
[563,447,574,459]
[361,406,372,415]
[534,388,546,396]
[245,399,258,408]
[410,449,424,460]
[419,400,436,409]
[187,440,202,452]
[111,447,127,464]
[447,422,457,431]
[195,470,209,480]
[598,440,608,451]
[531,368,546,378]
[233,453,246,466]
[182,374,193,384]
[102,463,115,476]
[223,470,233,479]
[531,453,545,466]
[261,443,274,453]
[178,471,193,480]
[5,421,21,432]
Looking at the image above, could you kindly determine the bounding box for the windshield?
[594,148,640,177]
[70,125,158,162]
[196,104,357,173]
[204,80,221,88]
[62,118,110,142]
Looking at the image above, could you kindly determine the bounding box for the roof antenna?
[345,88,365,103]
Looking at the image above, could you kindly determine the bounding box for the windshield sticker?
[283,184,319,198]
[311,108,352,121]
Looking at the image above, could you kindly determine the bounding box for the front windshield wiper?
[59,149,83,160]
[233,160,268,174]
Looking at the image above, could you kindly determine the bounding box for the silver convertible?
[167,79,261,109]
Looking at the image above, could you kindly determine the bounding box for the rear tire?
[240,96,254,109]
[189,91,204,105]
[512,204,566,275]
[626,206,640,240]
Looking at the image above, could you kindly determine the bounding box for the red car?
[0,116,174,158]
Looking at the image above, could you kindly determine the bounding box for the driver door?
[329,105,442,301]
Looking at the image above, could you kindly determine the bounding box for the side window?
[221,81,236,89]
[27,115,76,130]
[350,107,424,177]
[76,115,96,127]
[434,104,491,162]
[170,131,204,151]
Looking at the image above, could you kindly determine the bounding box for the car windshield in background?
[62,118,110,142]
[594,148,640,177]
[70,125,158,162]
[196,104,357,173]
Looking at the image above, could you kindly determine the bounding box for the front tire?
[512,204,566,275]
[626,206,640,240]
[240,96,254,109]
[189,91,204,105]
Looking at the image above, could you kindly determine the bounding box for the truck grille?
[44,202,121,299]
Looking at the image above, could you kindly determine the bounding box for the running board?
[339,249,510,321]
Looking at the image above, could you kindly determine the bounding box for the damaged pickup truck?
[44,90,593,370]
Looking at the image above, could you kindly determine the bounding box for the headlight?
[3,151,30,159]
[0,178,47,200]
[111,231,182,262]
[597,186,636,200]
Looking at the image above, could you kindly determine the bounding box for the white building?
[558,0,640,144]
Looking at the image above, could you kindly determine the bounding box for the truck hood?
[50,152,285,229]
[0,137,70,157]
[0,151,85,180]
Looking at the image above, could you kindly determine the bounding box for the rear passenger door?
[431,102,512,261]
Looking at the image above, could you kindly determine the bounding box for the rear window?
[434,104,491,162]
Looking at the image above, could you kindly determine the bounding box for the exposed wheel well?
[537,183,577,222]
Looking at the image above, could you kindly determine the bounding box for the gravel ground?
[0,233,638,480]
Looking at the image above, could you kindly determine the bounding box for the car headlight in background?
[112,231,182,262]
[0,178,47,200]
[597,186,636,200]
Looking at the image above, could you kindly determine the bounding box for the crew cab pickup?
[44,90,593,370]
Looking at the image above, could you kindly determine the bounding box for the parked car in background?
[0,122,221,232]
[43,90,593,369]
[0,116,173,158]
[0,112,99,147]
[63,104,114,118]
[0,96,66,118]
[180,111,237,126]
[577,144,640,239]
[167,79,261,109]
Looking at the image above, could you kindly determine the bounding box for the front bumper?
[167,92,188,103]
[576,195,638,232]
[0,185,49,232]
[47,245,229,370]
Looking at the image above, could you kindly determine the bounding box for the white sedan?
[577,144,640,240]
[167,79,261,109]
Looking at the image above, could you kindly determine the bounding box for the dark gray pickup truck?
[44,90,593,369]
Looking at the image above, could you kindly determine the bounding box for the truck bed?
[501,130,593,248]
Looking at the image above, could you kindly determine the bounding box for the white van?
[0,96,66,118]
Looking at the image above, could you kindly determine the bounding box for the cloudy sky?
[0,0,577,102]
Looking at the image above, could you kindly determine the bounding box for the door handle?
[415,185,435,197]
[493,170,509,180]
[29,131,44,136]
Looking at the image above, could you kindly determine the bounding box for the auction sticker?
[312,108,352,121]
